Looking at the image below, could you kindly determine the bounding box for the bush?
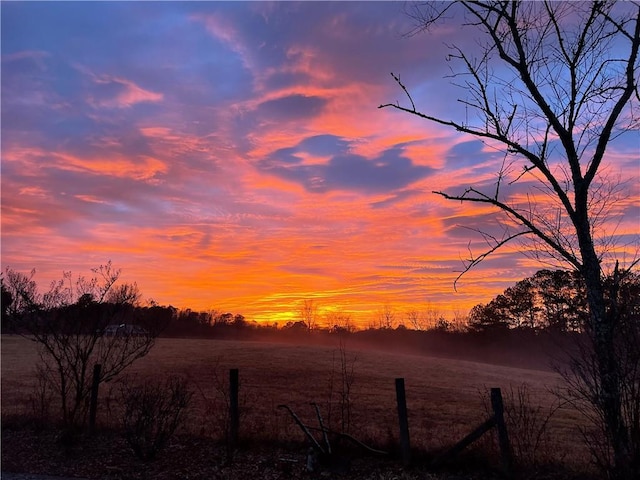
[480,384,560,470]
[120,376,192,460]
[502,384,561,468]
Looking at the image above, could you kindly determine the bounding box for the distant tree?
[1,277,14,330]
[4,262,160,429]
[283,320,308,333]
[432,317,453,332]
[503,278,539,329]
[300,299,318,332]
[215,312,234,327]
[534,270,587,331]
[451,309,470,332]
[469,269,608,332]
[140,305,175,332]
[326,310,355,334]
[468,296,511,333]
[405,309,423,330]
[3,267,38,322]
[407,303,443,330]
[377,304,396,330]
[232,314,247,328]
[381,3,639,475]
[198,311,212,327]
[608,272,640,325]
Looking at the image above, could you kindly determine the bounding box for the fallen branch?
[277,404,325,454]
[278,403,389,456]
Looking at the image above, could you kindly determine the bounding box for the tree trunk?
[577,212,630,478]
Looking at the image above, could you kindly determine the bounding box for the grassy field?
[1,334,591,470]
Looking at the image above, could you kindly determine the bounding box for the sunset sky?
[2,2,638,326]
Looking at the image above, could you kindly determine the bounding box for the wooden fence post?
[229,368,239,450]
[491,387,513,478]
[88,363,102,434]
[395,378,411,466]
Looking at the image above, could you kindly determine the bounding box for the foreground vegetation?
[3,335,596,479]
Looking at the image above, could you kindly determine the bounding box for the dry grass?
[1,334,591,470]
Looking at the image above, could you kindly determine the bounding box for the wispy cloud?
[68,63,163,109]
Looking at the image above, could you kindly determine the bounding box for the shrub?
[120,375,192,460]
[481,384,560,469]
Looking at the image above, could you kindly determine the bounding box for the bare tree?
[300,298,319,332]
[380,2,639,477]
[424,303,446,330]
[326,310,355,333]
[4,262,161,429]
[326,339,358,434]
[453,310,469,332]
[406,304,445,330]
[405,309,424,330]
[377,304,396,330]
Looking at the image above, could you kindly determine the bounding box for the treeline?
[161,309,267,338]
[3,266,638,340]
[467,269,640,333]
[119,268,640,344]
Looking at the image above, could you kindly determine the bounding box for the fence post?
[88,363,102,434]
[229,368,239,450]
[395,378,411,466]
[491,387,513,478]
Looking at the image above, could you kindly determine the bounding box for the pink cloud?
[76,65,164,108]
[53,152,167,180]
[113,79,163,107]
[1,50,50,65]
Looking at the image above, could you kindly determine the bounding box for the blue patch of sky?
[269,147,303,165]
[3,2,254,110]
[299,135,350,157]
[50,59,88,100]
[1,2,131,56]
[132,17,254,105]
[445,140,496,169]
[262,71,312,91]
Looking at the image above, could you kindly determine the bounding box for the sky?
[2,2,638,327]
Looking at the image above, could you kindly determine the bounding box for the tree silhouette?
[381,2,639,477]
[300,298,319,332]
[4,262,160,429]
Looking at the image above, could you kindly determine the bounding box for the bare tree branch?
[381,3,639,474]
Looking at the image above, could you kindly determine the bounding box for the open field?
[1,335,593,476]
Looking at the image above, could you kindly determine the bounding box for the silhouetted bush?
[120,376,192,460]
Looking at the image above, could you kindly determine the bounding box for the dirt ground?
[2,423,510,480]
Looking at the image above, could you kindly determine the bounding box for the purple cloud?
[260,137,434,193]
